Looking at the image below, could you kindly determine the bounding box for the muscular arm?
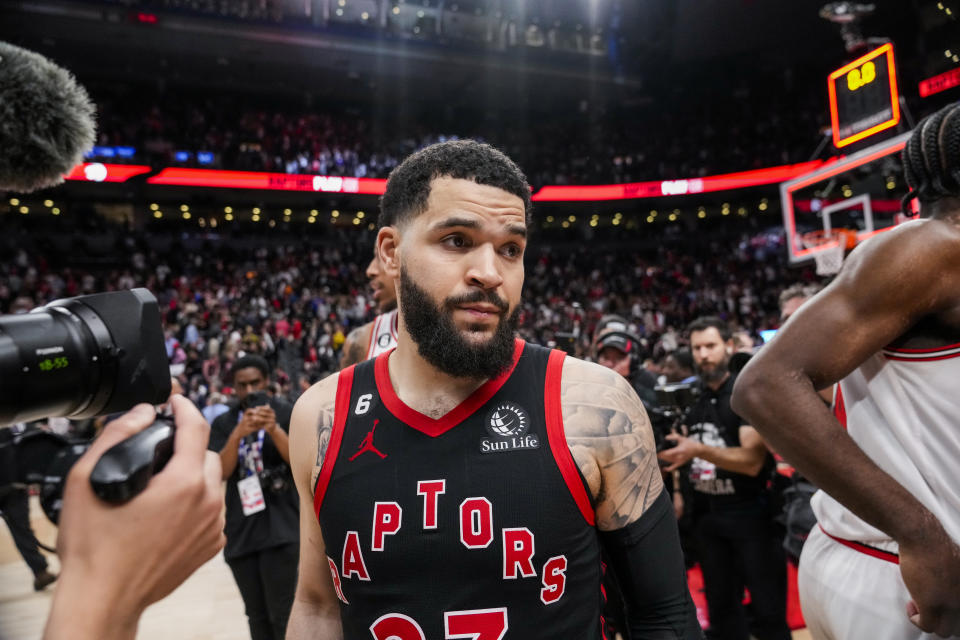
[732,221,960,633]
[733,222,960,545]
[561,358,662,530]
[286,375,344,640]
[339,324,372,370]
[562,359,700,638]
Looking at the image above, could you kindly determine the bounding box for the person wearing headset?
[593,315,659,410]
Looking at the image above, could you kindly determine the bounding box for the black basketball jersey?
[314,339,604,640]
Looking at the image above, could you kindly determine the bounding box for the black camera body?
[240,390,271,412]
[258,464,293,494]
[655,383,700,418]
[651,382,701,454]
[0,289,174,522]
[0,289,170,425]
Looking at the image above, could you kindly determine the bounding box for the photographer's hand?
[44,397,225,640]
[219,409,262,479]
[658,433,703,472]
[253,406,290,465]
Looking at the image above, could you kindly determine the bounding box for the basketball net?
[801,230,855,276]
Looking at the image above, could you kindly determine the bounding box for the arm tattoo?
[310,397,337,490]
[339,327,368,370]
[562,365,662,531]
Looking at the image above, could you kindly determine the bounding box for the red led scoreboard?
[827,43,901,148]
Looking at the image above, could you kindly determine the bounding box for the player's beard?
[399,266,520,380]
[696,354,731,385]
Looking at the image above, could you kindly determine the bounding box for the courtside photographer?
[210,355,298,640]
[0,41,224,640]
[658,316,789,640]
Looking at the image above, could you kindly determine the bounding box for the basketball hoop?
[801,229,857,276]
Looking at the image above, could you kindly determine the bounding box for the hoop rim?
[801,228,858,250]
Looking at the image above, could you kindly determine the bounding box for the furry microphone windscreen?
[0,41,96,193]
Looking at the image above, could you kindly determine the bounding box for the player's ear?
[725,339,735,355]
[377,227,400,278]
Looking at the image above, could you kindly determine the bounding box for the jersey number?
[370,607,508,640]
[355,393,373,415]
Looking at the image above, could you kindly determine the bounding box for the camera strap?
[236,420,267,517]
[236,422,265,478]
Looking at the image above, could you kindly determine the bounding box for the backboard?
[780,132,917,265]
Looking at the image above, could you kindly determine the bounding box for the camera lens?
[0,289,171,425]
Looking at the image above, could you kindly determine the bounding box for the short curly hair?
[378,139,532,228]
[232,355,270,381]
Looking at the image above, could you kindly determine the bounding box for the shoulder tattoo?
[561,366,662,530]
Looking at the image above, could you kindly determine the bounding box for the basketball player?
[339,250,399,369]
[732,104,960,640]
[286,140,701,639]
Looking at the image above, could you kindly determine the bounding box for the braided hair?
[902,102,960,211]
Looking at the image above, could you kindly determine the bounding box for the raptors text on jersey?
[314,340,605,639]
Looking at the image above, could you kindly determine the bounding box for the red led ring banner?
[64,160,837,202]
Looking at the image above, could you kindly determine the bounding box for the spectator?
[662,348,697,384]
[778,283,823,323]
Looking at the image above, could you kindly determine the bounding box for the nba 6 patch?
[480,401,539,453]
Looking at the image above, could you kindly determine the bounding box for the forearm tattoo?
[562,364,662,531]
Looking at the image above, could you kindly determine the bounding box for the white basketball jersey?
[365,309,398,360]
[812,342,960,551]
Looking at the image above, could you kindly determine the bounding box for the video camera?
[650,382,700,453]
[0,289,174,522]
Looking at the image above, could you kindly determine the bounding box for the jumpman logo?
[349,419,387,461]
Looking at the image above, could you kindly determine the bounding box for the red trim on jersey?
[819,525,900,564]
[884,352,960,362]
[314,366,355,517]
[833,385,847,430]
[544,350,596,527]
[884,341,960,353]
[373,339,525,437]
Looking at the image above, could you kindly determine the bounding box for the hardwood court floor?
[0,496,246,640]
[0,497,811,640]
